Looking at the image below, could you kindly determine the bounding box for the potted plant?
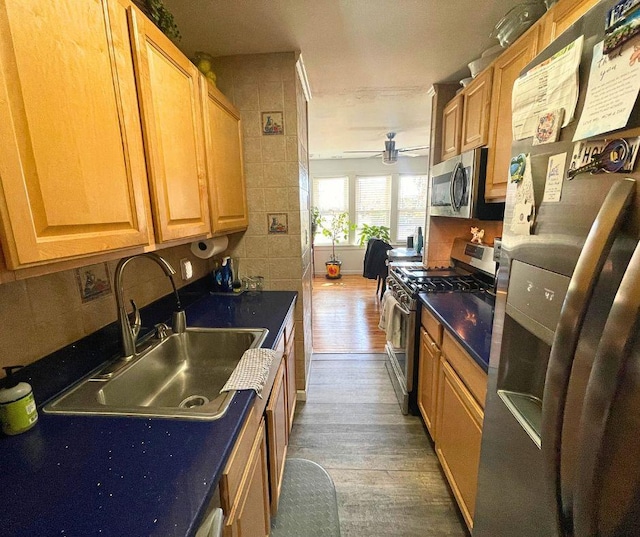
[311,207,323,243]
[320,211,355,279]
[358,224,391,246]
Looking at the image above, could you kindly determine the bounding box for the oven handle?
[394,301,411,316]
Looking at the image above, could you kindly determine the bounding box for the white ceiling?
[163,0,528,160]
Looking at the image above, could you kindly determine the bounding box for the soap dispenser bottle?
[0,366,38,435]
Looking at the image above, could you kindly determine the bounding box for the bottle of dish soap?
[0,366,38,435]
[220,256,233,292]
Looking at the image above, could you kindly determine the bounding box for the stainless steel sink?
[44,328,268,420]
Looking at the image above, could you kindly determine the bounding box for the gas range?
[387,239,497,303]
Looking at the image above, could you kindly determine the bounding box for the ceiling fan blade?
[398,146,429,152]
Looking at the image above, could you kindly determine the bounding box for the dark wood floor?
[288,277,467,536]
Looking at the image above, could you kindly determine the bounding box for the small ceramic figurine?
[471,227,485,244]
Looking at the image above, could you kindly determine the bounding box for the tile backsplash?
[0,243,212,374]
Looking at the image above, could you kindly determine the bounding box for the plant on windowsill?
[358,224,391,247]
[320,211,355,279]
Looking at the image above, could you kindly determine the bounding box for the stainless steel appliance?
[474,2,640,535]
[385,239,496,414]
[429,148,504,220]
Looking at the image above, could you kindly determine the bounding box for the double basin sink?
[44,327,268,420]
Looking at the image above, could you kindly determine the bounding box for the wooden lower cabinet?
[285,328,297,432]
[435,358,484,531]
[418,327,440,440]
[266,360,288,516]
[220,410,270,537]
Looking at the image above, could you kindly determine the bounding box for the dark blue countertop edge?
[0,277,297,537]
[418,292,493,373]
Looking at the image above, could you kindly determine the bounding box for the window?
[355,175,391,243]
[396,174,428,243]
[312,176,348,244]
[311,171,427,246]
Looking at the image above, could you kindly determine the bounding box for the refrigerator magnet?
[533,109,564,145]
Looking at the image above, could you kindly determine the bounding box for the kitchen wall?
[0,243,213,372]
[211,52,313,393]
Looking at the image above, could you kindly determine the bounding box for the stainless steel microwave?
[429,148,504,220]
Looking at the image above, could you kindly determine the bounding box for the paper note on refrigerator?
[543,153,567,203]
[512,36,583,141]
[573,36,640,141]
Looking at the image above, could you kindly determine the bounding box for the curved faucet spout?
[114,253,182,358]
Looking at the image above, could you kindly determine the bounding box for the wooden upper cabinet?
[541,0,601,47]
[441,94,463,161]
[0,0,151,269]
[460,68,493,153]
[201,79,249,235]
[128,6,210,243]
[485,25,541,201]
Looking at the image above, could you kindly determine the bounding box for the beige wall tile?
[32,311,85,362]
[240,110,261,138]
[234,83,259,111]
[0,280,39,369]
[26,270,82,326]
[258,81,284,111]
[243,137,262,163]
[243,162,264,188]
[285,136,299,162]
[263,162,288,186]
[246,212,268,236]
[263,187,289,212]
[246,187,266,212]
[268,258,302,280]
[261,136,286,162]
[82,294,117,336]
[244,236,270,259]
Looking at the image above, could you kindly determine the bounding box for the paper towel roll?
[190,236,228,259]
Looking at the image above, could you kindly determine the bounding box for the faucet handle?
[128,299,141,339]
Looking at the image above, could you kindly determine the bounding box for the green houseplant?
[358,224,391,246]
[320,211,355,279]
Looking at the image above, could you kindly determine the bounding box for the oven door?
[385,300,417,415]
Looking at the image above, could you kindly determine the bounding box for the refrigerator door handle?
[541,178,636,535]
[574,239,640,537]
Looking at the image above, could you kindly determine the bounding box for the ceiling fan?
[344,132,429,165]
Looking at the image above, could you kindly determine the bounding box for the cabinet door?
[0,0,151,269]
[266,360,288,516]
[201,79,249,235]
[435,359,484,531]
[285,329,297,433]
[128,6,210,242]
[418,328,440,440]
[441,94,463,161]
[225,421,270,537]
[485,26,541,201]
[541,0,600,46]
[460,68,493,153]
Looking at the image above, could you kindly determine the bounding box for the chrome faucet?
[114,252,185,359]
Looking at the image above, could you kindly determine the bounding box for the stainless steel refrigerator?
[474,1,640,535]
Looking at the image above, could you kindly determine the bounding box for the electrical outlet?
[180,258,193,280]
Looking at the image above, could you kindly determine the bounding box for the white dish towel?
[220,348,277,398]
[378,290,394,331]
[387,301,405,349]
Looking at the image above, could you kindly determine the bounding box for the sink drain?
[179,395,210,408]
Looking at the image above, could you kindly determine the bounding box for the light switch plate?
[180,258,193,280]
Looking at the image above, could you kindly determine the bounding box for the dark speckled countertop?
[0,284,296,537]
[418,292,494,371]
